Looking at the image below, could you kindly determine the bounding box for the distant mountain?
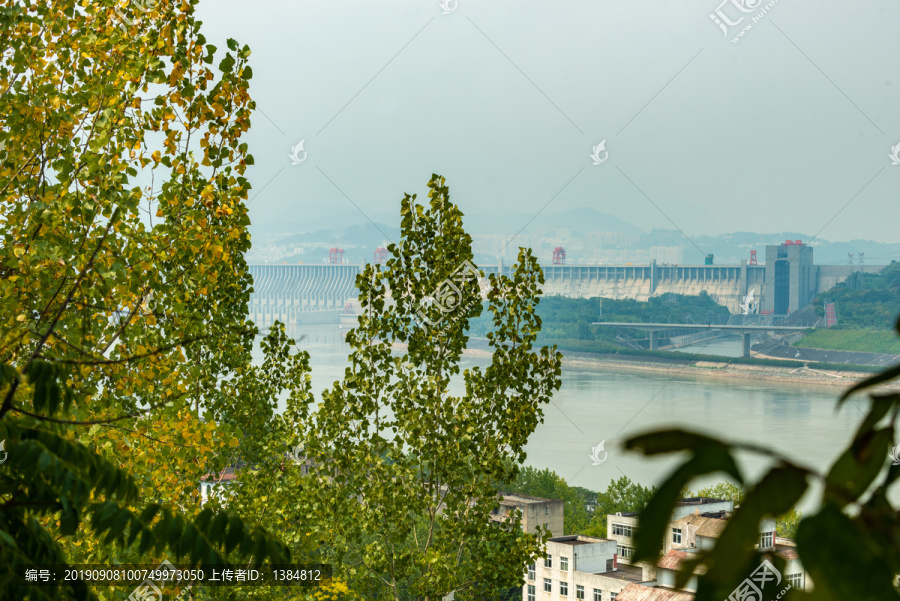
[249,209,900,266]
[251,207,641,238]
[694,232,900,265]
[278,222,400,248]
[463,207,642,235]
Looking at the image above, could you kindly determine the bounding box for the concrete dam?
[248,242,884,328]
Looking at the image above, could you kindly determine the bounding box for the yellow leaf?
[228,437,239,447]
[151,150,161,162]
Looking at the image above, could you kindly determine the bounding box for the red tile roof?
[657,550,694,571]
[615,583,694,601]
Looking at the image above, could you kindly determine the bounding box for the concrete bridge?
[591,322,815,357]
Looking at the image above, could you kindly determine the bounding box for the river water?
[256,325,875,512]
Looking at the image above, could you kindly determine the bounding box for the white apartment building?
[606,498,808,595]
[523,535,642,601]
[607,498,735,567]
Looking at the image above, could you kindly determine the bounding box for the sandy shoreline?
[393,343,899,393]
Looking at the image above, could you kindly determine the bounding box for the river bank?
[442,339,900,393]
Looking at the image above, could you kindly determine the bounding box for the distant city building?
[762,241,815,315]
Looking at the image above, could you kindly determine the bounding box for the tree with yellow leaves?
[0,1,309,598]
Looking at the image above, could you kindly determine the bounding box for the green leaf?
[825,427,893,506]
[630,441,742,563]
[796,504,900,601]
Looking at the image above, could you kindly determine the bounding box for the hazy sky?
[197,0,899,243]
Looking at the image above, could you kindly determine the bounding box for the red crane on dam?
[552,247,566,265]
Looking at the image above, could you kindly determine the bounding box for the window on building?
[592,589,603,601]
[544,578,552,593]
[672,528,682,544]
[560,556,569,571]
[787,573,803,588]
[527,563,535,581]
[610,594,617,600]
[576,584,585,600]
[759,531,774,549]
[611,523,635,537]
[544,555,552,569]
[606,559,614,572]
[527,585,536,601]
[617,545,634,560]
[545,505,549,515]
[560,581,568,596]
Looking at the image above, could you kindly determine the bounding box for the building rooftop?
[595,563,643,583]
[657,550,695,571]
[611,497,731,519]
[673,513,728,537]
[694,518,728,538]
[550,535,611,546]
[201,466,239,483]
[675,496,728,506]
[498,492,558,504]
[616,583,695,601]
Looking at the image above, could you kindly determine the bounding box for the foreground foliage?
[0,1,298,598]
[625,316,900,600]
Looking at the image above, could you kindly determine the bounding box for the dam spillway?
[248,258,883,329]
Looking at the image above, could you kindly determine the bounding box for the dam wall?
[248,264,360,328]
[247,260,886,328]
[483,262,767,314]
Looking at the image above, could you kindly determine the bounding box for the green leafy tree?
[583,476,655,538]
[295,175,563,601]
[0,1,300,598]
[623,317,900,600]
